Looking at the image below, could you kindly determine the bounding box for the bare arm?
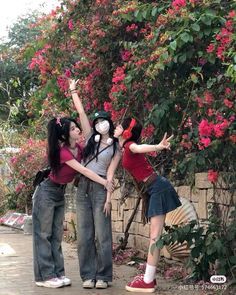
[129,133,173,154]
[65,158,107,187]
[106,152,121,182]
[103,151,121,216]
[69,79,92,138]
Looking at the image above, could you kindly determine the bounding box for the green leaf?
[208,55,215,64]
[191,23,200,32]
[151,7,158,17]
[229,256,236,264]
[180,32,190,43]
[155,239,164,249]
[169,40,177,51]
[200,15,212,26]
[179,53,187,63]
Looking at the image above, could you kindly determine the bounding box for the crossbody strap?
[84,145,110,167]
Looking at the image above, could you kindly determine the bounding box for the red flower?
[198,119,213,137]
[208,170,218,183]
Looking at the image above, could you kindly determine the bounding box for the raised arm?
[69,79,92,138]
[129,133,173,154]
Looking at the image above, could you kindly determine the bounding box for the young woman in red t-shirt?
[114,117,181,293]
[32,117,112,289]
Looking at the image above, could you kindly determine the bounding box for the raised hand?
[159,133,173,150]
[68,78,77,91]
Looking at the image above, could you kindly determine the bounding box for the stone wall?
[64,173,235,252]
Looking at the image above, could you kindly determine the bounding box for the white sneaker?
[35,277,63,288]
[82,279,95,288]
[58,276,71,286]
[96,280,108,289]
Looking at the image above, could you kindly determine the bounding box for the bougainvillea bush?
[18,0,235,187]
[20,0,236,185]
[9,139,47,212]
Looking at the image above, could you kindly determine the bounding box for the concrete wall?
[64,173,235,252]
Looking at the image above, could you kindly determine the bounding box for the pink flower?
[64,69,72,78]
[213,124,224,138]
[141,124,155,138]
[225,87,231,95]
[204,92,214,104]
[126,23,138,32]
[198,119,213,137]
[207,109,215,117]
[208,170,218,183]
[195,96,203,108]
[207,44,215,53]
[172,0,186,11]
[112,67,125,83]
[104,101,113,112]
[223,99,233,108]
[121,50,132,61]
[68,19,74,31]
[200,137,211,147]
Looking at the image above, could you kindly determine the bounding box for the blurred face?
[69,122,81,140]
[95,118,110,135]
[114,124,123,138]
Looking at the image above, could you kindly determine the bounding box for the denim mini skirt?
[145,175,181,218]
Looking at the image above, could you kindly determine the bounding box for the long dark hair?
[47,117,81,175]
[121,117,143,147]
[83,117,117,162]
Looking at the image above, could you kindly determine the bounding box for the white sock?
[144,264,156,283]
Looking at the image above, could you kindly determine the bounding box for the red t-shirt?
[122,141,154,182]
[49,144,83,184]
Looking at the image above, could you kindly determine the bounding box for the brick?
[135,236,150,252]
[134,211,142,223]
[123,197,136,210]
[195,173,213,189]
[177,186,191,200]
[196,193,207,219]
[112,232,124,244]
[207,189,233,205]
[111,199,118,211]
[117,206,124,220]
[112,187,122,200]
[191,189,207,202]
[112,221,123,232]
[127,234,136,248]
[138,223,150,238]
[207,189,214,202]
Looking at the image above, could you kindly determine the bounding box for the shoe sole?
[96,286,108,289]
[125,285,155,293]
[35,282,63,288]
[83,286,94,289]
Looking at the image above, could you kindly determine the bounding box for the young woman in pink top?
[32,117,112,289]
[114,117,181,293]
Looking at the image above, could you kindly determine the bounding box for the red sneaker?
[133,274,157,287]
[125,276,156,293]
